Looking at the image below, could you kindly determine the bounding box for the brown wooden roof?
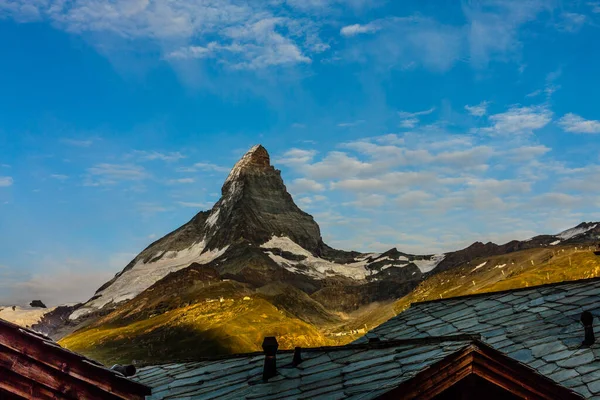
[0,317,151,400]
[379,341,584,400]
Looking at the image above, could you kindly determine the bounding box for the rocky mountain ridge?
[70,145,445,321]
[13,144,599,364]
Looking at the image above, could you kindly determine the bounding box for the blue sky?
[1,0,600,305]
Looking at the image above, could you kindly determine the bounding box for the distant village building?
[133,277,600,399]
[0,318,150,399]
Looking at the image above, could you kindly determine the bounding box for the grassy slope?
[59,296,332,365]
[393,244,600,313]
[60,245,600,365]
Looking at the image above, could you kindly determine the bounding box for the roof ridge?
[138,334,481,367]
[412,275,600,306]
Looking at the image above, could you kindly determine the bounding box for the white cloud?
[85,163,148,186]
[340,23,380,37]
[168,178,195,184]
[395,191,433,207]
[288,178,325,193]
[177,162,230,173]
[556,12,587,32]
[177,201,213,209]
[274,148,317,166]
[464,0,552,67]
[0,176,13,187]
[558,113,600,134]
[399,118,419,128]
[589,2,600,13]
[0,2,321,71]
[464,101,488,116]
[398,108,435,119]
[304,152,380,180]
[481,105,552,135]
[344,193,386,208]
[129,150,186,162]
[504,145,551,161]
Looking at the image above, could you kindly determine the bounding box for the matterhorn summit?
[70,145,444,320]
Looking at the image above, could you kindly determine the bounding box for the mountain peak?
[224,145,271,188]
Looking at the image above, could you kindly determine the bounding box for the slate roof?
[358,277,600,398]
[134,335,483,400]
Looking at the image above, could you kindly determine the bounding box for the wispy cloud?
[176,201,213,209]
[464,101,489,117]
[274,148,317,166]
[0,177,13,187]
[340,23,380,37]
[288,178,325,193]
[398,108,435,119]
[129,150,186,162]
[558,113,600,134]
[167,178,195,184]
[479,105,552,135]
[49,174,69,181]
[85,163,148,186]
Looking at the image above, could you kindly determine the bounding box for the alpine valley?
[9,145,600,365]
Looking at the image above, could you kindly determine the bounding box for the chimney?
[262,337,279,381]
[292,347,302,367]
[110,364,137,377]
[581,311,596,346]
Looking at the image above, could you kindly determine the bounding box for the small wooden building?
[0,318,150,399]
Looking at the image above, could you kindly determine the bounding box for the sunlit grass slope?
[60,245,600,365]
[393,244,600,314]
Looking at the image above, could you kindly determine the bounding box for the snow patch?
[261,236,370,280]
[0,306,56,327]
[557,224,597,240]
[70,241,228,320]
[494,264,507,269]
[412,254,445,273]
[206,209,220,228]
[549,240,561,246]
[471,261,487,272]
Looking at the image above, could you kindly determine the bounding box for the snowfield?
[261,236,370,280]
[0,306,56,327]
[69,241,228,320]
[557,224,597,240]
[261,236,446,279]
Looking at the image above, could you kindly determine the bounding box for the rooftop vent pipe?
[581,311,595,346]
[111,364,137,377]
[292,347,303,367]
[262,337,279,382]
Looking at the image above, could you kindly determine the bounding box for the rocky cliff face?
[70,145,442,321]
[67,143,600,324]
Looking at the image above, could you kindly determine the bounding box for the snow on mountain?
[261,236,371,280]
[413,254,446,273]
[557,224,597,240]
[0,305,56,327]
[70,242,228,320]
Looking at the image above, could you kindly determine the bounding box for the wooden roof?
[0,317,151,400]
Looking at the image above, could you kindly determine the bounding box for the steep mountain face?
[70,145,443,321]
[55,144,600,364]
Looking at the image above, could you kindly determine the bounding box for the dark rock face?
[30,300,46,308]
[202,145,325,255]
